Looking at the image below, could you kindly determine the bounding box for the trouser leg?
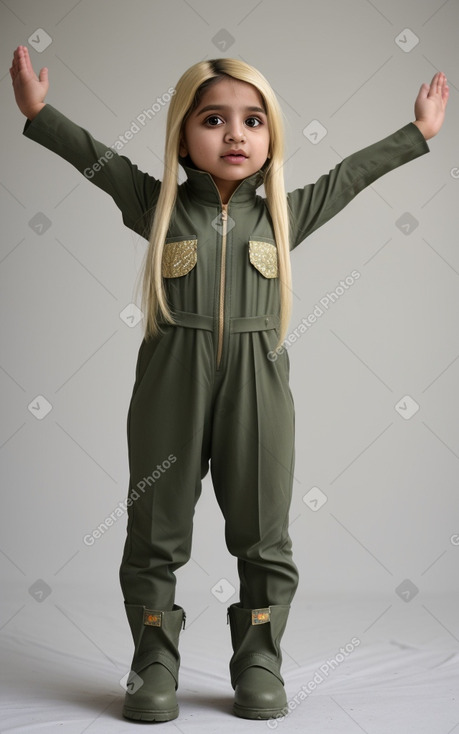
[119,327,213,609]
[119,327,215,721]
[210,330,299,609]
[211,329,298,718]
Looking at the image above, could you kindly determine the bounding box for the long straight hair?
[136,58,292,350]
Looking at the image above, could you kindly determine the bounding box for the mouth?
[221,153,248,163]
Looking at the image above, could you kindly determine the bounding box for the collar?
[179,155,268,206]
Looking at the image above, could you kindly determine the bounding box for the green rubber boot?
[122,603,186,722]
[227,603,290,720]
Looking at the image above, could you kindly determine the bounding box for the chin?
[218,162,258,176]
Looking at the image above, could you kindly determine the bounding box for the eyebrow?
[196,104,267,116]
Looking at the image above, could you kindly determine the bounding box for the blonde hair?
[137,58,292,350]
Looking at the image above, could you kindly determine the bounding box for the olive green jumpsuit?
[23,106,429,616]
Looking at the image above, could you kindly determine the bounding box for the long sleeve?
[287,122,429,251]
[22,104,161,239]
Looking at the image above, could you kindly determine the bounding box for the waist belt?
[160,310,279,333]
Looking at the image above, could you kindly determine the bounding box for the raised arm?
[288,72,448,251]
[10,46,161,238]
[10,44,47,120]
[412,71,449,140]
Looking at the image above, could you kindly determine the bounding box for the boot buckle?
[143,609,162,627]
[251,607,271,625]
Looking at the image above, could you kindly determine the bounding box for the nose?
[224,118,245,143]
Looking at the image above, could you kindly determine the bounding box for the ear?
[179,134,188,158]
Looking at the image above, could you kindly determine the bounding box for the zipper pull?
[221,204,228,221]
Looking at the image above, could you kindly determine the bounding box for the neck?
[211,175,244,205]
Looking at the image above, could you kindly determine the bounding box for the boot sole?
[123,704,179,722]
[233,702,288,720]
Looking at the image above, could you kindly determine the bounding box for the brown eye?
[205,115,223,126]
[246,117,262,128]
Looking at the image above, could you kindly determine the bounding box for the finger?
[14,48,22,73]
[10,50,20,80]
[17,45,29,72]
[442,82,450,105]
[22,45,33,74]
[11,48,19,75]
[38,67,48,83]
[417,82,429,102]
[433,71,446,95]
[11,46,25,78]
[17,45,27,72]
[426,71,439,96]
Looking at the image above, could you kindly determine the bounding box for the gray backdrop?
[1,0,458,668]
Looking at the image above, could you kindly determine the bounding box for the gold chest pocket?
[248,239,279,278]
[162,238,197,278]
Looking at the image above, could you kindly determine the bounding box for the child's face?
[179,77,270,203]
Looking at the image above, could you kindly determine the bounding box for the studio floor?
[1,584,458,733]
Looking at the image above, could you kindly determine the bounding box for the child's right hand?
[10,45,48,120]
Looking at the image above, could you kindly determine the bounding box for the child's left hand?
[412,71,449,140]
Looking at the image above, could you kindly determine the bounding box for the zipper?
[216,203,228,370]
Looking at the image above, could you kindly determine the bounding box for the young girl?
[10,46,448,723]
